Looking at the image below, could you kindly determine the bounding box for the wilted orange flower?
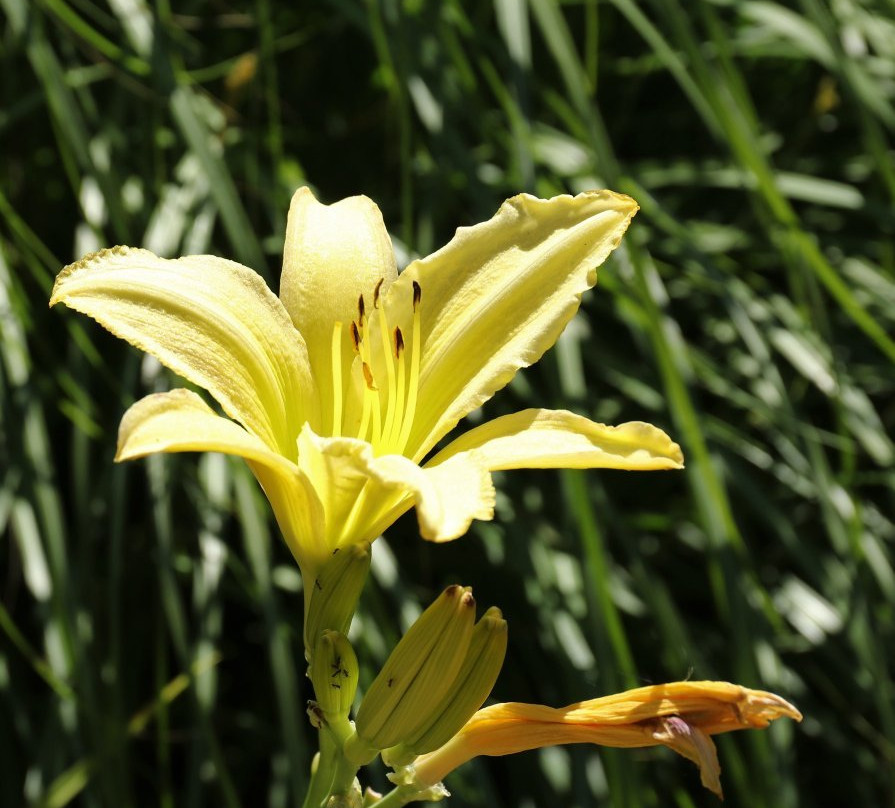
[410,681,802,799]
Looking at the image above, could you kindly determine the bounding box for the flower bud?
[310,630,358,721]
[384,606,507,765]
[352,585,476,752]
[304,543,371,659]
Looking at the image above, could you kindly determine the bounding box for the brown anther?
[350,321,361,352]
[412,280,421,310]
[362,362,377,391]
[358,294,365,320]
[373,278,384,308]
[394,327,404,357]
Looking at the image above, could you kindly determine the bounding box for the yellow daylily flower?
[50,188,683,583]
[409,681,802,799]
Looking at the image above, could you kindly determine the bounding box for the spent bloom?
[408,681,802,799]
[51,188,682,584]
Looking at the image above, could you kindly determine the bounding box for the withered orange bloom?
[410,681,802,799]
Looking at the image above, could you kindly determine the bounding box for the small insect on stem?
[306,700,326,729]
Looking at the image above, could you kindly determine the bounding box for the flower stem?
[367,785,421,808]
[301,731,338,808]
[327,755,361,801]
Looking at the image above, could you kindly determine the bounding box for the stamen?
[350,279,423,456]
[330,322,343,437]
[357,362,375,443]
[362,362,377,390]
[370,376,382,446]
[354,294,380,446]
[388,327,406,450]
[377,298,398,451]
[396,284,422,455]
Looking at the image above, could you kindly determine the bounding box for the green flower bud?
[383,606,507,766]
[352,585,476,751]
[304,543,372,659]
[310,630,358,721]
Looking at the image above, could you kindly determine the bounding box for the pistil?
[330,321,344,437]
[375,284,399,453]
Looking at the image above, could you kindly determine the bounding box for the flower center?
[328,279,421,457]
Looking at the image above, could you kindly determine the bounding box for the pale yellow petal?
[280,187,397,430]
[51,247,314,456]
[373,453,496,543]
[117,389,326,570]
[429,409,684,471]
[296,426,494,549]
[380,191,638,460]
[296,426,402,551]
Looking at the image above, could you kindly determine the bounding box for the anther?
[362,362,377,391]
[358,294,366,320]
[373,278,384,308]
[350,322,361,352]
[412,280,421,310]
[394,327,404,358]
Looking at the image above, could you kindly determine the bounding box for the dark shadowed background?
[2,1,894,807]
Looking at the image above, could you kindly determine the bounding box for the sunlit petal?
[430,409,684,471]
[296,425,400,552]
[51,247,313,455]
[117,389,326,570]
[281,187,397,419]
[381,191,638,460]
[297,425,495,548]
[375,453,496,543]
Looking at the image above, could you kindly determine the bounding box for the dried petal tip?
[651,716,722,799]
[741,690,803,726]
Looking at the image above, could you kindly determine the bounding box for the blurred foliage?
[2,1,894,807]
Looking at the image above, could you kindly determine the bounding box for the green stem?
[368,785,421,808]
[301,731,338,808]
[328,755,361,801]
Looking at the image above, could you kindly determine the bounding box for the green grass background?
[2,1,894,806]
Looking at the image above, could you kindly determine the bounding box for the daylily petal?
[281,187,397,430]
[51,247,313,456]
[381,191,638,460]
[296,425,495,549]
[296,425,402,552]
[374,453,496,543]
[117,389,326,570]
[429,409,684,471]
